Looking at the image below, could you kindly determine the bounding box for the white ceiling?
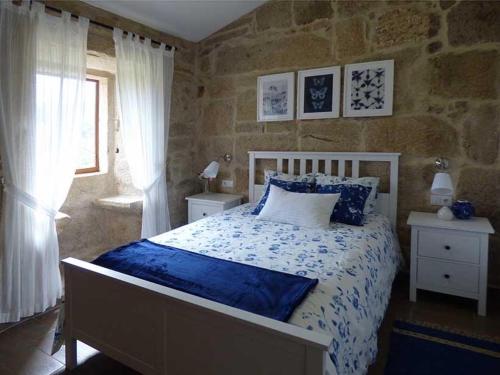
[83,0,267,42]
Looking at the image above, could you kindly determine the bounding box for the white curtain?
[0,2,88,323]
[113,28,174,238]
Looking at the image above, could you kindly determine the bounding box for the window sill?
[55,212,71,232]
[74,170,108,179]
[94,195,143,213]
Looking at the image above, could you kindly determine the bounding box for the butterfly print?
[310,87,328,100]
[350,68,385,110]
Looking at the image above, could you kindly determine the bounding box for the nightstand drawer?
[417,258,479,294]
[190,203,221,222]
[418,230,480,264]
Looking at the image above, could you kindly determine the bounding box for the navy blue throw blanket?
[92,239,318,322]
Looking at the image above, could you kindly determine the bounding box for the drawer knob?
[202,212,207,216]
[444,245,451,250]
[443,274,451,279]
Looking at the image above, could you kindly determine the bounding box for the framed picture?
[257,72,294,122]
[343,59,394,117]
[297,66,341,120]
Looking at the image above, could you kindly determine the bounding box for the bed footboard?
[62,257,331,375]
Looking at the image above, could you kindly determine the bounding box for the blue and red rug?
[385,320,500,374]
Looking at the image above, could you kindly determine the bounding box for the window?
[76,78,99,174]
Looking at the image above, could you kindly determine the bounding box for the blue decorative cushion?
[252,178,315,215]
[316,175,380,214]
[316,184,372,226]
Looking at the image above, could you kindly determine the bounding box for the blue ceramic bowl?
[451,200,475,220]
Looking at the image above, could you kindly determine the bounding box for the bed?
[63,151,401,375]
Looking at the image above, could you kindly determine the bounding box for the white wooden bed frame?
[63,151,400,375]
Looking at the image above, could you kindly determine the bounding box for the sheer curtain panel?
[0,2,88,323]
[113,28,174,238]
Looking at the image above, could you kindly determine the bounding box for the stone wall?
[194,0,500,286]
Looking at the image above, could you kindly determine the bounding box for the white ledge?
[94,195,143,212]
[55,212,71,232]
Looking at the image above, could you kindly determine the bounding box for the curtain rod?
[42,3,174,50]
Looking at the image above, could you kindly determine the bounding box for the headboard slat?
[324,160,332,175]
[312,159,319,174]
[352,160,360,178]
[277,158,283,173]
[299,159,306,175]
[338,160,345,177]
[248,151,400,230]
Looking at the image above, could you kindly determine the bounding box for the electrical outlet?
[431,194,453,206]
[222,180,234,188]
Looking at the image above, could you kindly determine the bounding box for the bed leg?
[65,337,77,370]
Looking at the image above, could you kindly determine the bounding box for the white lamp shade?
[431,172,453,195]
[201,161,219,179]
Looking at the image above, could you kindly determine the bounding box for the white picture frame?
[257,72,295,122]
[343,59,394,117]
[297,66,341,120]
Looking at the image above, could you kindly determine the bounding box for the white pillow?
[256,185,340,229]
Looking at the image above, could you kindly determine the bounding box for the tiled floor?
[0,277,499,375]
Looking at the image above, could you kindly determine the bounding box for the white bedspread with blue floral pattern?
[150,203,400,375]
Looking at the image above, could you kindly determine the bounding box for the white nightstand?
[186,193,242,223]
[407,211,494,316]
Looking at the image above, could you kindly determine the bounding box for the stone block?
[170,121,196,139]
[256,1,292,31]
[202,100,235,135]
[171,75,198,124]
[235,73,260,90]
[429,50,499,99]
[375,8,439,48]
[218,13,254,35]
[216,34,331,75]
[208,77,235,98]
[88,28,115,56]
[265,121,297,134]
[235,122,264,134]
[199,54,211,74]
[335,17,366,59]
[398,164,435,211]
[197,136,234,171]
[293,1,334,26]
[426,41,442,54]
[364,116,458,157]
[202,27,250,49]
[439,1,456,10]
[337,0,381,18]
[234,133,298,164]
[175,48,195,75]
[456,168,500,217]
[234,166,250,200]
[359,161,390,192]
[236,89,257,122]
[463,105,499,165]
[298,120,364,152]
[448,1,500,46]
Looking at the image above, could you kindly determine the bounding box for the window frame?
[76,78,100,174]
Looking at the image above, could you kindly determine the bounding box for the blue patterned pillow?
[316,175,379,214]
[252,178,315,215]
[316,184,372,226]
[260,170,315,201]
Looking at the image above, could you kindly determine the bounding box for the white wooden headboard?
[248,151,401,230]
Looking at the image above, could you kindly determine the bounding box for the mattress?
[150,203,401,375]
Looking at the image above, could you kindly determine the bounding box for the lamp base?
[437,206,454,221]
[203,179,209,193]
